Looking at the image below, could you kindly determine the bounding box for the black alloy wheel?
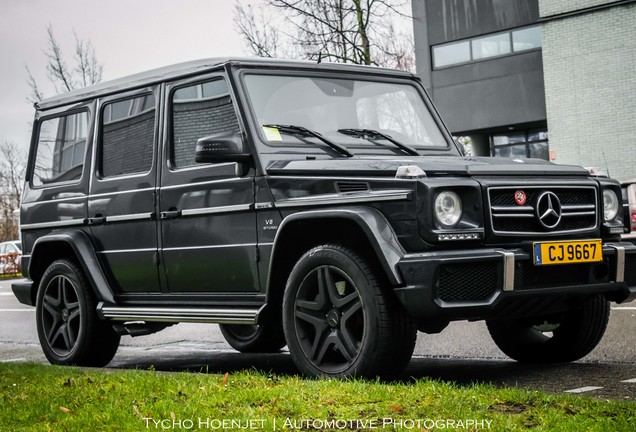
[36,259,120,366]
[40,273,81,357]
[283,244,416,378]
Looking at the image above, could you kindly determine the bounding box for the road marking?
[621,378,636,383]
[0,292,15,296]
[612,307,636,310]
[0,358,26,363]
[0,309,34,312]
[564,386,603,394]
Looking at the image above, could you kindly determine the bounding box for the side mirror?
[195,132,251,164]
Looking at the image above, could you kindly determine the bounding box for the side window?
[171,78,240,169]
[33,111,88,186]
[100,93,156,177]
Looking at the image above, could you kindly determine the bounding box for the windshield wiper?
[263,124,354,158]
[338,128,420,156]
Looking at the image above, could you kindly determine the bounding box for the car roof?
[36,57,415,111]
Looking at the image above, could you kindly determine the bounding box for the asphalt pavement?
[2,278,636,399]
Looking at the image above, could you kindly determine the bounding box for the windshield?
[243,73,449,157]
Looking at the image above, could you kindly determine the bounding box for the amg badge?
[514,190,527,205]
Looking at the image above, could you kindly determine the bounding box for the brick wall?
[540,1,636,179]
[102,110,155,177]
[540,0,614,16]
[172,95,239,168]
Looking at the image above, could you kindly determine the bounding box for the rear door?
[88,87,161,294]
[159,73,259,293]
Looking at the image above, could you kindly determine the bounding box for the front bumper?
[395,242,636,325]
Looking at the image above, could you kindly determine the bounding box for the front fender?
[270,206,406,287]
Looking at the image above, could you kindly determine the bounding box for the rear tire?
[282,244,416,378]
[35,259,120,366]
[219,322,286,353]
[487,294,610,363]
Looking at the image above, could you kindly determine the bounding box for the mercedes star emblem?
[536,191,562,229]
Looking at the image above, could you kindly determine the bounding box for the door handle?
[160,209,181,219]
[88,214,106,225]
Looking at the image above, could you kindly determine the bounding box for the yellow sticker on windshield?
[262,126,283,142]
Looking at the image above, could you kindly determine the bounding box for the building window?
[432,25,541,69]
[512,26,542,51]
[471,32,511,60]
[432,41,470,68]
[492,129,549,160]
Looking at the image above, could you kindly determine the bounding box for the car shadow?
[106,349,630,394]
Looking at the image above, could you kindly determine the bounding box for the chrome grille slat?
[561,211,596,217]
[488,186,598,236]
[492,213,535,218]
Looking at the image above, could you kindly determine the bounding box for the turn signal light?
[438,232,481,241]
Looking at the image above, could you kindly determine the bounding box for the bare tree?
[26,24,103,103]
[233,0,414,71]
[374,22,415,71]
[0,141,26,242]
[234,3,280,58]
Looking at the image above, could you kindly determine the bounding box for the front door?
[159,74,259,293]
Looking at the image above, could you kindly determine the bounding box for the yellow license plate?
[533,239,603,265]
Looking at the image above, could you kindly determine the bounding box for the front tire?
[283,244,416,378]
[487,294,610,363]
[35,259,120,366]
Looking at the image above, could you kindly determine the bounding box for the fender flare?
[268,206,406,290]
[29,230,116,304]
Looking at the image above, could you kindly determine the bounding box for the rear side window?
[171,78,240,169]
[32,111,88,186]
[100,93,156,177]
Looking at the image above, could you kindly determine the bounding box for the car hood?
[266,156,590,177]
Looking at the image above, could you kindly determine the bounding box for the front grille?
[489,186,597,236]
[438,262,498,302]
[513,259,611,290]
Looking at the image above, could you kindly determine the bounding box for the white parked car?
[0,240,21,275]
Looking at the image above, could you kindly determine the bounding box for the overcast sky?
[0,0,252,152]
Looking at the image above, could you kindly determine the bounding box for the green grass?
[1,362,634,431]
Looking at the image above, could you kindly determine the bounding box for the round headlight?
[603,189,619,221]
[435,191,462,228]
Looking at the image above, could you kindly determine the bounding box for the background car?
[0,240,21,276]
[622,178,636,244]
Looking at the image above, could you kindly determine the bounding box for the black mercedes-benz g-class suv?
[13,58,636,377]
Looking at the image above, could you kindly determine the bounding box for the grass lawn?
[1,362,635,431]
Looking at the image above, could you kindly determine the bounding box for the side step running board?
[98,303,263,325]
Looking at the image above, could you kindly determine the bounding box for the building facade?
[539,0,636,179]
[412,0,548,158]
[412,0,636,179]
